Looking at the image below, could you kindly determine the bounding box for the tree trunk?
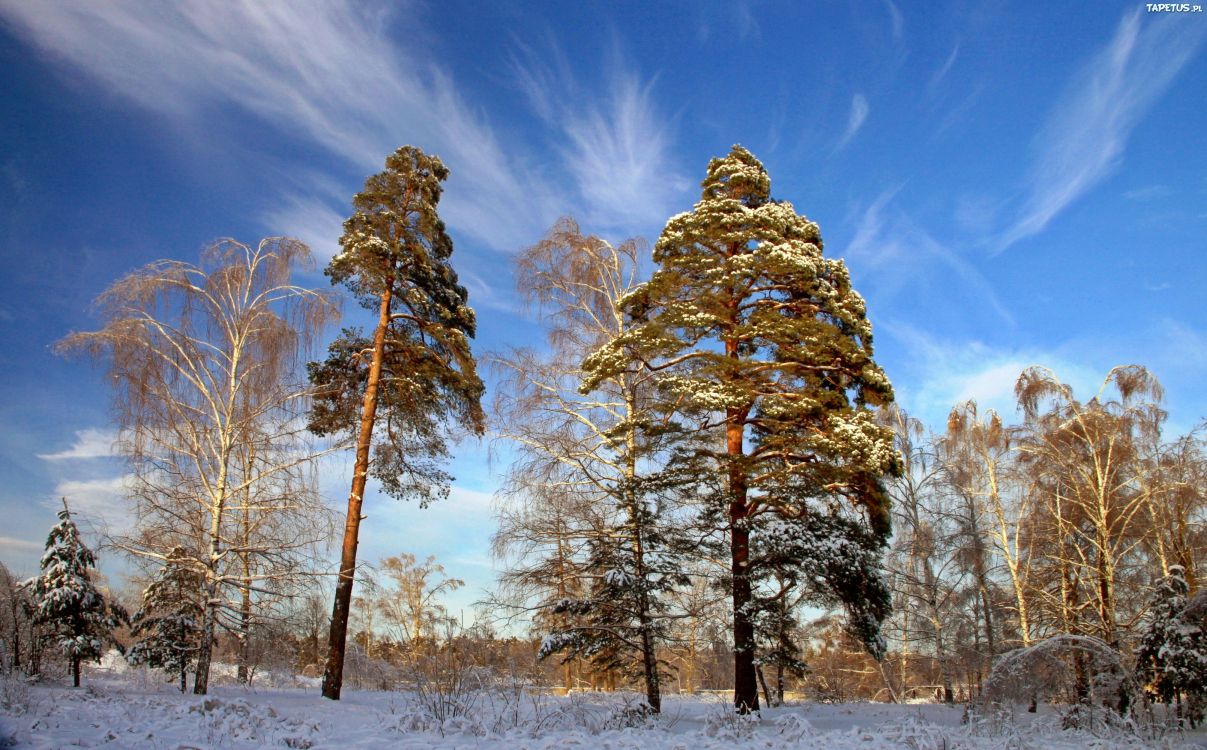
[322,283,393,700]
[724,285,759,713]
[730,504,758,712]
[180,666,187,694]
[237,561,252,685]
[624,404,661,713]
[757,665,773,707]
[237,445,255,686]
[194,504,227,695]
[72,654,80,688]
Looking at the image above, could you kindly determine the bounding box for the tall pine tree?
[584,146,899,711]
[127,548,205,693]
[309,146,484,699]
[25,501,126,687]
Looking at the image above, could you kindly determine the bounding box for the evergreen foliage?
[1136,566,1207,725]
[309,146,485,700]
[583,145,899,711]
[536,481,687,693]
[25,502,126,687]
[127,548,205,693]
[308,145,486,502]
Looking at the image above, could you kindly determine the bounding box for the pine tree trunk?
[727,383,758,713]
[72,655,80,687]
[180,667,187,694]
[730,505,759,712]
[322,283,392,700]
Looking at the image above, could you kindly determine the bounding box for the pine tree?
[25,501,126,687]
[583,146,899,711]
[308,146,485,700]
[127,548,205,693]
[1137,566,1207,726]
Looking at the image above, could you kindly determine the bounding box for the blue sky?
[1,1,1204,619]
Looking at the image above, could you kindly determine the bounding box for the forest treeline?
[0,145,1202,724]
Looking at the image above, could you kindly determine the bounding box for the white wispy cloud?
[995,10,1206,252]
[260,193,348,265]
[883,0,904,43]
[885,326,1104,429]
[734,1,762,43]
[44,475,134,535]
[0,0,555,252]
[846,190,1014,327]
[838,94,869,149]
[1122,184,1172,202]
[929,42,960,91]
[0,536,42,554]
[36,428,117,461]
[511,42,688,233]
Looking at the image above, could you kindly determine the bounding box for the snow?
[2,663,1205,749]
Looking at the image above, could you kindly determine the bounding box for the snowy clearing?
[2,671,1204,750]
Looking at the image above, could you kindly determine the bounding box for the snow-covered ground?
[1,668,1204,749]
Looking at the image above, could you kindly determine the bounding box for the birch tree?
[60,237,336,693]
[492,218,681,711]
[942,401,1031,648]
[1015,365,1164,646]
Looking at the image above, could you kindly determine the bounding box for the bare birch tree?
[881,405,962,703]
[60,237,337,694]
[942,401,1032,648]
[491,217,679,711]
[1015,365,1165,647]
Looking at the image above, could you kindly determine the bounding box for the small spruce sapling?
[24,500,127,687]
[1136,566,1207,726]
[127,548,205,692]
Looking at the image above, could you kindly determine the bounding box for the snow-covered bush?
[0,671,31,715]
[408,663,483,732]
[702,699,760,741]
[985,634,1136,711]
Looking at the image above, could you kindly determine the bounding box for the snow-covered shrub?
[598,692,656,729]
[408,663,485,735]
[340,645,402,691]
[0,671,31,715]
[702,700,760,741]
[986,634,1136,710]
[185,697,319,747]
[773,712,815,741]
[876,715,951,750]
